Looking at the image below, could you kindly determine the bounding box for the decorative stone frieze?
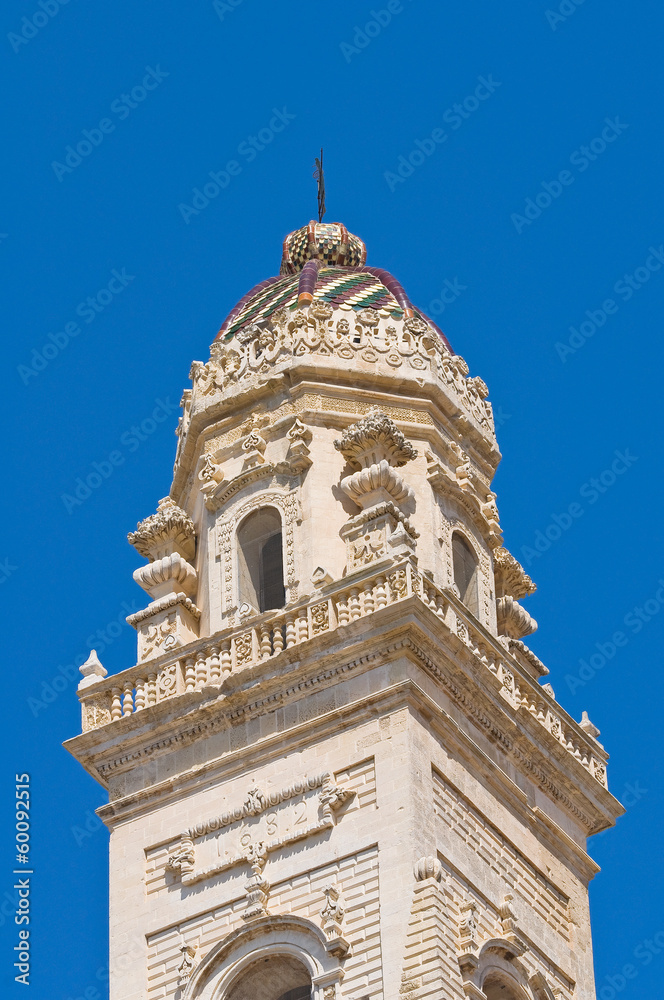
[164,771,354,888]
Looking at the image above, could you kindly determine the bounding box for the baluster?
[146,671,157,706]
[220,640,232,676]
[285,615,297,648]
[362,581,375,615]
[134,677,146,711]
[196,652,207,689]
[297,613,309,644]
[122,682,134,716]
[375,576,387,610]
[111,687,122,721]
[184,657,196,692]
[272,619,284,654]
[337,593,350,626]
[209,645,221,683]
[259,624,272,659]
[349,588,361,621]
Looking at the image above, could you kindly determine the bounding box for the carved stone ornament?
[580,710,601,740]
[340,459,414,510]
[165,771,354,889]
[320,884,350,958]
[242,840,270,921]
[493,547,536,600]
[177,944,198,986]
[496,595,538,639]
[413,856,443,882]
[78,649,107,691]
[133,551,197,599]
[457,898,480,977]
[334,408,417,470]
[127,497,195,562]
[285,418,313,473]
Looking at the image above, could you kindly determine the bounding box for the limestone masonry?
[65,220,623,1000]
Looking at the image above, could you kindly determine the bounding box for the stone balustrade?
[78,560,608,788]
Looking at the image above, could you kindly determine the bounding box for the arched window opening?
[237,508,285,613]
[483,973,524,1000]
[452,531,479,618]
[225,955,311,1000]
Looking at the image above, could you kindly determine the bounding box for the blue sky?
[2,1,663,997]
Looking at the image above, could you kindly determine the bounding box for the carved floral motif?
[128,497,195,561]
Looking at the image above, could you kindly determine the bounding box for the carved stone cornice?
[67,605,621,846]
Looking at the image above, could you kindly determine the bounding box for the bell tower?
[66,221,623,1000]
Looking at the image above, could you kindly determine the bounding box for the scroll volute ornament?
[128,497,197,600]
[335,408,417,510]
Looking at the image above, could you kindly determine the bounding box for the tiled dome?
[215,222,451,351]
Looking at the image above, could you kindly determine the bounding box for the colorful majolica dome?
[215,221,451,350]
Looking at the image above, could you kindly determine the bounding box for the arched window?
[483,973,526,1000]
[226,955,311,1000]
[237,508,285,613]
[452,531,479,618]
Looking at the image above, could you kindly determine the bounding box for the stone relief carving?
[336,410,418,573]
[177,943,198,987]
[184,307,495,445]
[127,497,199,661]
[496,595,538,639]
[128,497,195,562]
[493,547,536,600]
[164,772,354,888]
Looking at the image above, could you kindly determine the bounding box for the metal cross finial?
[313,148,326,222]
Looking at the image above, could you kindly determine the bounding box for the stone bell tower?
[65,220,623,1000]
